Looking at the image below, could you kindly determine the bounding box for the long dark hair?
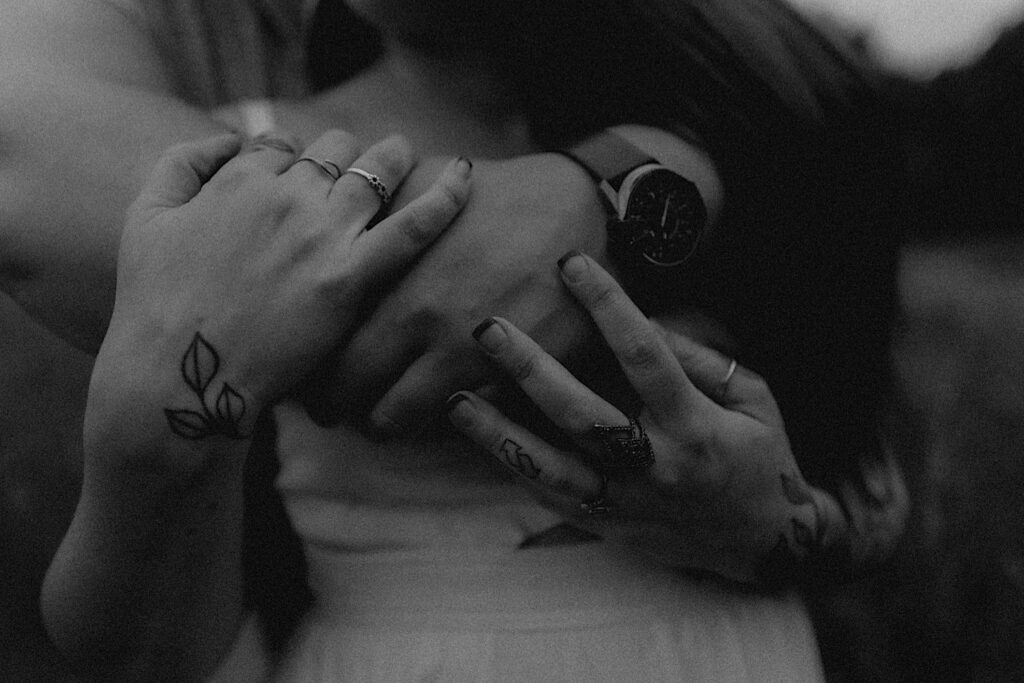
[512,0,906,489]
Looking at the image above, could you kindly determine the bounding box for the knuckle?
[506,349,539,383]
[207,161,251,192]
[619,331,662,371]
[318,129,360,156]
[264,181,302,210]
[541,470,574,496]
[587,281,620,310]
[154,151,197,184]
[560,405,597,435]
[433,180,465,216]
[397,204,436,246]
[373,136,413,179]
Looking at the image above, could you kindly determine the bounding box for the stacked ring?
[579,475,613,515]
[345,167,392,206]
[591,417,655,477]
[295,156,342,181]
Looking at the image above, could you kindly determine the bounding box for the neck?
[311,27,535,158]
[376,37,520,125]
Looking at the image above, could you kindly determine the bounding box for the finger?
[369,349,491,434]
[446,391,604,503]
[471,316,627,441]
[314,306,430,425]
[133,133,242,212]
[298,336,423,426]
[649,319,778,417]
[232,128,303,174]
[329,134,415,228]
[283,128,362,193]
[556,251,703,424]
[351,156,471,281]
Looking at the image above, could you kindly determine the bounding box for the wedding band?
[718,358,738,400]
[295,156,342,181]
[344,167,392,205]
[591,417,655,477]
[579,475,612,515]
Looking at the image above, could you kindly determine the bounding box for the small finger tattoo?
[757,473,826,583]
[499,438,541,479]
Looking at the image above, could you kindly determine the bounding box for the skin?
[42,131,472,680]
[10,0,909,676]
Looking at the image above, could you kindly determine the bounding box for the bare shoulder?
[0,0,169,88]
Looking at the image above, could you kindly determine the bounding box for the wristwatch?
[559,131,707,268]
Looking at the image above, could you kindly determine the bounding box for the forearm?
[42,340,256,680]
[0,1,227,350]
[0,71,226,350]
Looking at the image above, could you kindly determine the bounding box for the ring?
[579,475,612,515]
[344,167,392,206]
[248,134,296,154]
[718,358,738,400]
[295,156,342,181]
[591,417,655,477]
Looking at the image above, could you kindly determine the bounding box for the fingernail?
[456,156,473,176]
[557,250,587,282]
[446,392,474,428]
[471,317,506,352]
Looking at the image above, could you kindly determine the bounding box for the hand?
[446,252,908,584]
[303,153,609,429]
[96,130,471,435]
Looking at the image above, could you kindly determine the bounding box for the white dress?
[225,403,826,683]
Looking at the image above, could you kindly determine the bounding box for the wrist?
[87,328,260,475]
[541,151,621,279]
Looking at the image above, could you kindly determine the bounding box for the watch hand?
[660,200,670,228]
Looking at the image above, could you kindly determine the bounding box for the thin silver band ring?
[579,475,612,515]
[295,156,342,181]
[718,358,738,399]
[344,167,392,206]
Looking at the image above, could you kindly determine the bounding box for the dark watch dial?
[609,168,707,268]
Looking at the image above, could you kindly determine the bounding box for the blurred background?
[794,0,1024,680]
[793,0,1024,75]
[2,0,1024,680]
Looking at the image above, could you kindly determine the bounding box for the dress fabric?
[264,404,825,683]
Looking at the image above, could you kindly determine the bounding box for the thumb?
[132,133,241,215]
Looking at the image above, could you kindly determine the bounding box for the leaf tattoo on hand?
[164,333,248,440]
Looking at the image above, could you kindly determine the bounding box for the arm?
[305,124,719,428]
[0,0,227,350]
[41,131,471,679]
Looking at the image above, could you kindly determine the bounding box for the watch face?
[615,168,707,267]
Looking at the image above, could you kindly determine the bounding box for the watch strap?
[559,131,657,191]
